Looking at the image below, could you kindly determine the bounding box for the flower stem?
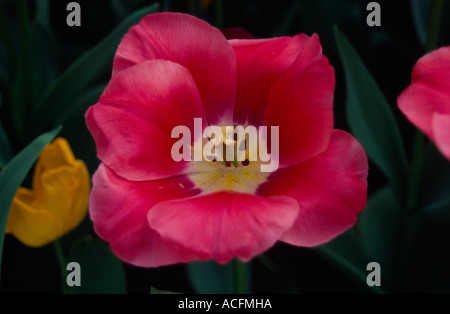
[405,0,443,213]
[53,239,68,293]
[233,259,247,294]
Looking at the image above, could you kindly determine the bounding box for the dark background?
[1,0,449,294]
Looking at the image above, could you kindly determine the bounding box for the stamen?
[188,123,269,194]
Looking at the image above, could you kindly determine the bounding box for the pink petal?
[90,164,201,267]
[113,12,236,124]
[263,34,335,167]
[412,46,450,81]
[147,192,299,263]
[86,60,206,181]
[432,113,450,160]
[398,47,450,139]
[230,34,310,126]
[257,130,368,247]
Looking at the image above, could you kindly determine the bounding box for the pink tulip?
[86,13,368,267]
[398,46,450,160]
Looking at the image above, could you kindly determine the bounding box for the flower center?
[188,125,270,194]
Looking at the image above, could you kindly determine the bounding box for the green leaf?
[0,126,61,280]
[410,0,429,47]
[110,0,128,20]
[0,119,12,167]
[34,0,50,28]
[56,83,107,126]
[28,21,58,106]
[421,196,450,223]
[334,26,408,198]
[8,1,56,141]
[0,48,9,92]
[417,146,450,211]
[30,2,159,134]
[358,187,402,289]
[271,1,302,37]
[315,230,385,294]
[316,231,366,280]
[256,254,301,293]
[58,83,107,173]
[11,59,27,140]
[187,260,234,294]
[12,0,32,140]
[150,287,182,294]
[0,93,13,167]
[0,0,17,70]
[66,236,126,294]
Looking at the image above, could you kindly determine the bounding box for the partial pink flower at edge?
[86,12,369,267]
[398,46,450,160]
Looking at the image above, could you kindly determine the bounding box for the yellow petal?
[6,137,90,247]
[32,137,78,189]
[6,187,60,247]
[39,163,90,236]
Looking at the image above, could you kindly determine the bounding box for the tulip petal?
[6,139,90,248]
[398,81,450,140]
[6,188,60,247]
[113,12,236,124]
[263,34,335,167]
[398,47,450,162]
[433,113,450,160]
[147,192,299,264]
[33,137,78,173]
[86,60,206,181]
[89,164,201,267]
[230,34,310,126]
[398,47,450,138]
[257,130,368,247]
[39,164,90,231]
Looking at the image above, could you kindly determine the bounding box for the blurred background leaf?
[150,286,182,294]
[11,0,33,141]
[358,187,402,289]
[29,20,59,105]
[0,93,13,167]
[0,120,12,167]
[334,26,408,200]
[410,0,429,47]
[0,126,60,280]
[66,236,126,294]
[29,2,159,136]
[316,230,384,293]
[187,260,234,294]
[57,82,107,173]
[417,146,450,211]
[394,202,450,293]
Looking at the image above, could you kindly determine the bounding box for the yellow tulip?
[5,137,90,247]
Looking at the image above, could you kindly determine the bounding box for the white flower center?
[187,125,271,194]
